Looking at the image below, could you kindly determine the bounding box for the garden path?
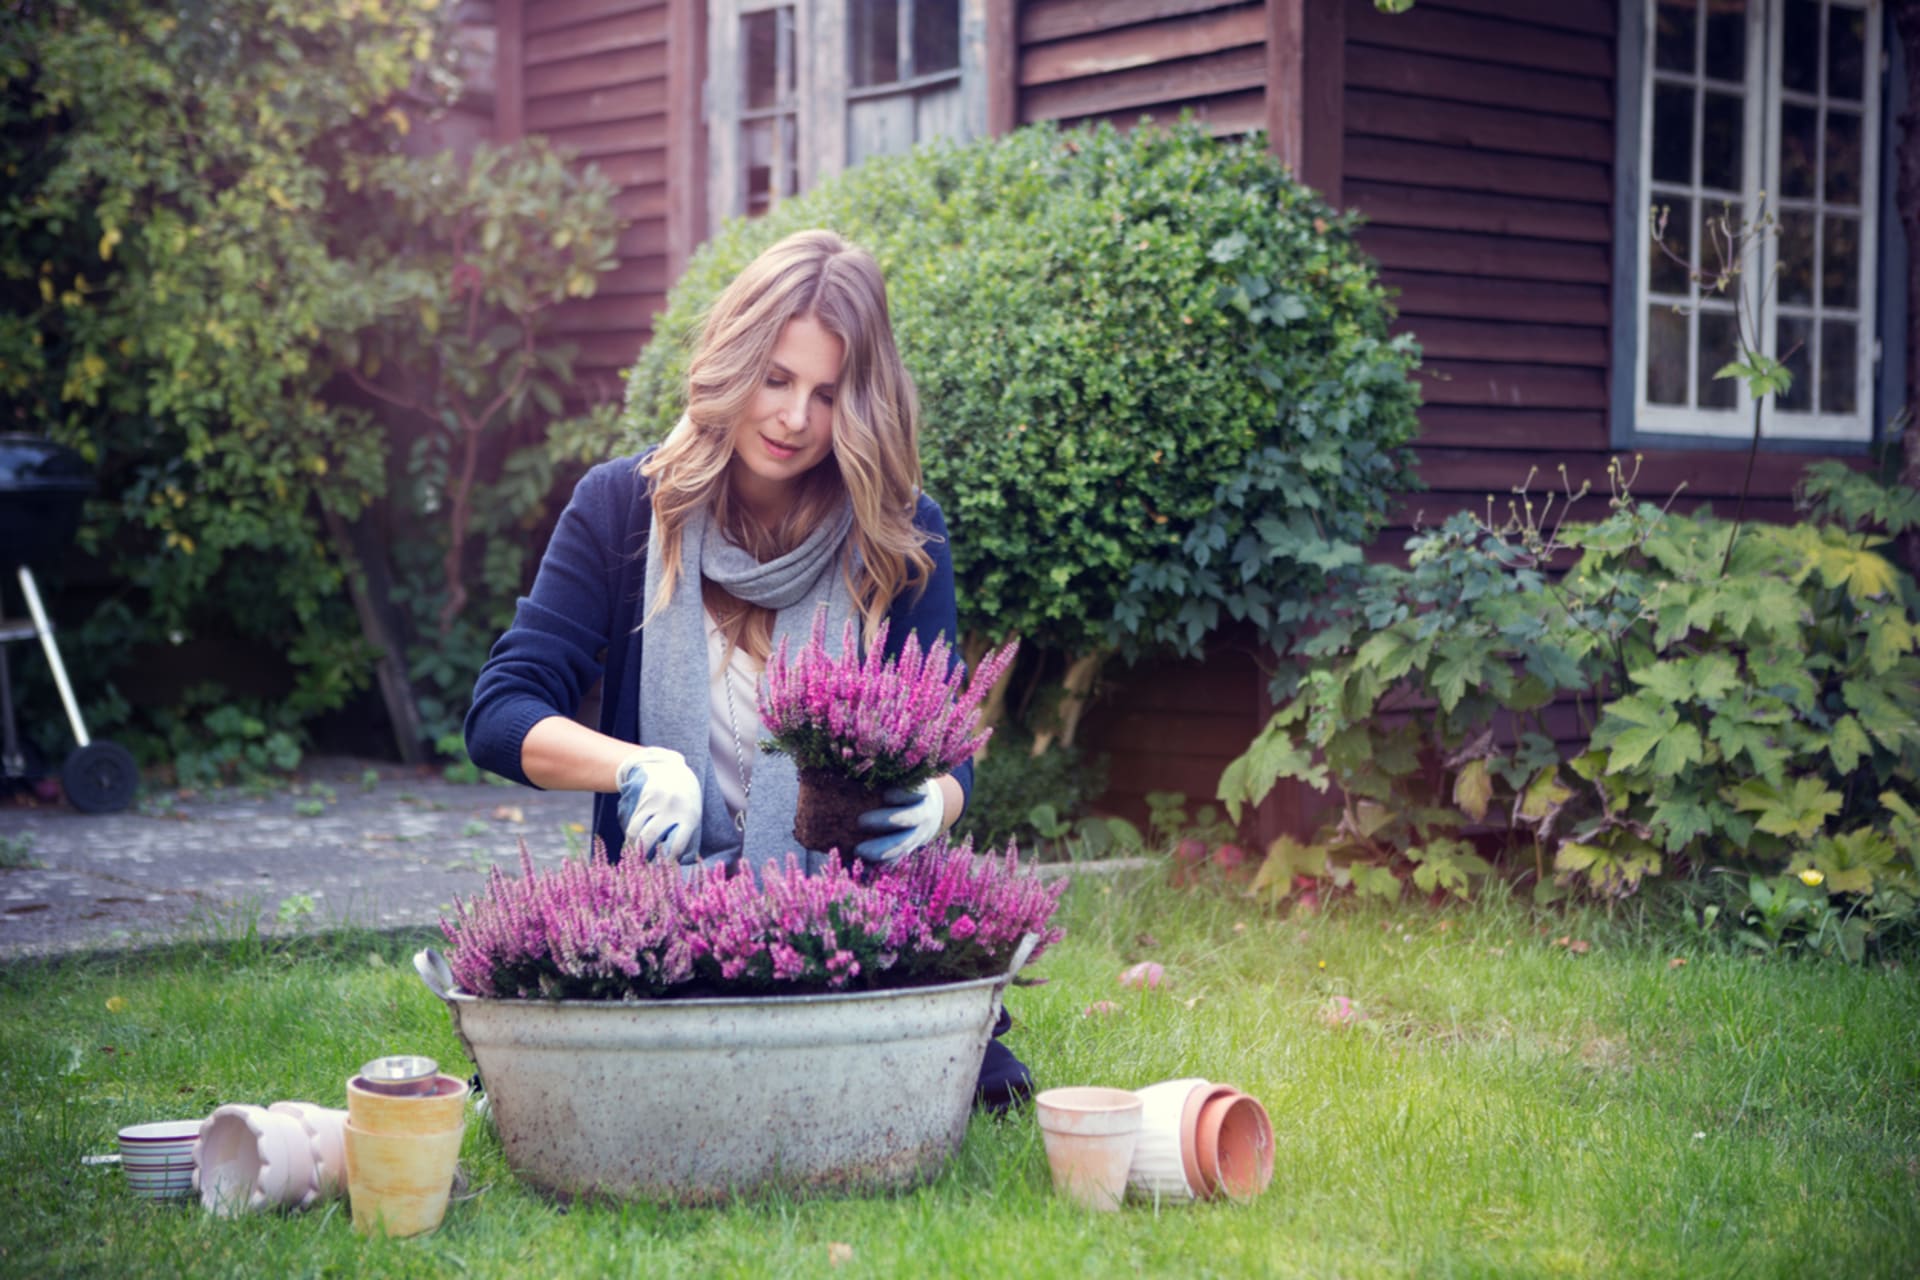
[0,757,582,959]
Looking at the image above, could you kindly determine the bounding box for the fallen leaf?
[1232,921,1247,933]
[105,996,128,1014]
[1183,996,1205,1010]
[1437,919,1454,932]
[1118,961,1165,990]
[1668,956,1687,970]
[492,805,525,824]
[1318,996,1363,1028]
[827,1242,854,1266]
[1082,1001,1122,1018]
[1135,932,1159,949]
[1553,935,1571,948]
[1568,939,1591,955]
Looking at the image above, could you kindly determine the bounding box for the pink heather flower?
[760,610,1019,790]
[438,836,1063,1001]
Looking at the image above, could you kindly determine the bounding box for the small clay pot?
[342,1120,464,1237]
[1034,1086,1142,1211]
[1193,1087,1274,1201]
[793,767,881,858]
[346,1073,469,1136]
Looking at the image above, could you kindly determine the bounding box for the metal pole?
[0,642,21,778]
[16,566,90,748]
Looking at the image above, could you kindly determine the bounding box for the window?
[706,0,983,230]
[1627,0,1883,444]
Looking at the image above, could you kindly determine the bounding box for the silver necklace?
[721,656,753,832]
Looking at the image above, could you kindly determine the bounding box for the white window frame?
[1632,0,1882,444]
[706,0,990,232]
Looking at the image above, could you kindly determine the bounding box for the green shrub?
[1,1,622,768]
[616,121,1420,675]
[1218,460,1920,960]
[953,728,1107,852]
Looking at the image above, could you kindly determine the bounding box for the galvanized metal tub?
[413,936,1035,1204]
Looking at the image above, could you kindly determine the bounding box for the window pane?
[743,118,773,215]
[1822,214,1859,309]
[1821,320,1857,414]
[1648,305,1689,405]
[1650,197,1692,296]
[1776,315,1813,412]
[1777,210,1815,306]
[1701,91,1743,192]
[1652,83,1695,185]
[1778,103,1818,199]
[779,115,799,197]
[1782,0,1821,93]
[1655,0,1696,73]
[1828,4,1865,101]
[1825,110,1862,205]
[850,0,900,88]
[1704,0,1745,81]
[1698,310,1739,409]
[912,0,961,75]
[745,10,780,111]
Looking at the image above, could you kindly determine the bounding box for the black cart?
[0,434,138,813]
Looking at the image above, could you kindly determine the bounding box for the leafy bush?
[953,729,1109,852]
[1,1,623,767]
[1219,460,1920,959]
[616,121,1419,682]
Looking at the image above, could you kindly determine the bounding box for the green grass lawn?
[3,872,1916,1278]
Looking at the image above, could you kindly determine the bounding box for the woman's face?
[729,312,843,520]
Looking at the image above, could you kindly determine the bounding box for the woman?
[465,228,1028,1108]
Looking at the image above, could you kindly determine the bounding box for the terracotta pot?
[1126,1078,1209,1202]
[1034,1086,1142,1211]
[343,1120,464,1238]
[194,1104,319,1215]
[1193,1088,1274,1201]
[346,1073,469,1136]
[793,766,881,858]
[269,1101,350,1199]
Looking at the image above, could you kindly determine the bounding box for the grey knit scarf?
[639,493,856,874]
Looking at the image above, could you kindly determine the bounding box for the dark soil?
[793,767,881,858]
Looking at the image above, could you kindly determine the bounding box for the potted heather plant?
[760,611,1018,858]
[417,836,1063,1202]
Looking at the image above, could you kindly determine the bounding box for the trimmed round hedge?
[621,121,1421,661]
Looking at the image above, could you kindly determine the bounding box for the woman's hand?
[853,780,946,863]
[617,748,702,862]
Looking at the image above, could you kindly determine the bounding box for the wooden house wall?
[1339,0,1815,535]
[497,0,690,394]
[1010,0,1272,135]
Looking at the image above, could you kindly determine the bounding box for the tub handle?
[413,948,459,1003]
[1003,932,1041,985]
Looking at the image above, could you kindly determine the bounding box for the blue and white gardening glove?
[853,780,944,865]
[616,748,702,864]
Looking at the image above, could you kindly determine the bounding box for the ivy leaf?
[1453,759,1492,822]
[1652,722,1704,778]
[1827,714,1871,775]
[1724,777,1843,840]
[1651,795,1715,853]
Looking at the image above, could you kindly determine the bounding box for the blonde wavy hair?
[641,228,934,662]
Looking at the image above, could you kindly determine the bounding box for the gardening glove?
[853,780,944,864]
[616,748,701,864]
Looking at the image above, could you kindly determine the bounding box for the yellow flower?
[1798,868,1825,887]
[1317,960,1327,970]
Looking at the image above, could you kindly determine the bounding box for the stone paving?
[0,756,584,959]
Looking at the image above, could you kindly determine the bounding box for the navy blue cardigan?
[465,453,974,859]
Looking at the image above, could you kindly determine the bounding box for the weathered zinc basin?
[414,939,1032,1204]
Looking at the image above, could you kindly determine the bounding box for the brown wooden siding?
[505,0,676,387]
[1015,0,1270,135]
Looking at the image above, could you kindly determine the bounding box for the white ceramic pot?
[268,1102,350,1199]
[1127,1077,1210,1202]
[194,1104,318,1214]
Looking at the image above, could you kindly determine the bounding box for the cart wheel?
[61,741,139,814]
